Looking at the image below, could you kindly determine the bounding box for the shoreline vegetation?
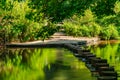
[0,0,120,45]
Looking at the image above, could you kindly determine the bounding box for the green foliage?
[63,7,120,40]
[63,20,80,36]
[80,25,90,37]
[29,0,98,22]
[100,24,119,40]
[89,22,101,37]
[13,20,43,42]
[36,22,58,41]
[0,0,120,42]
[63,9,101,37]
[0,0,59,42]
[114,0,120,14]
[80,9,95,23]
[91,0,116,18]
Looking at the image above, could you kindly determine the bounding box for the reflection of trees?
[0,48,57,80]
[0,48,94,80]
[90,43,120,72]
[0,47,9,60]
[45,48,92,80]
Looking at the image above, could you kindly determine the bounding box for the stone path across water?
[4,32,119,80]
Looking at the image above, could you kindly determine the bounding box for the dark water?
[90,42,120,80]
[0,48,95,80]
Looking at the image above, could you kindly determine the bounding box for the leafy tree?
[91,0,117,18]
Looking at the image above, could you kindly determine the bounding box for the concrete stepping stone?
[97,76,117,80]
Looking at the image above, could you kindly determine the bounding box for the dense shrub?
[63,20,80,36]
[114,1,120,14]
[63,9,101,37]
[63,8,120,40]
[100,24,119,40]
[80,25,90,37]
[0,0,59,42]
[36,22,58,41]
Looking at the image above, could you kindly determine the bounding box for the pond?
[0,47,96,80]
[90,41,120,80]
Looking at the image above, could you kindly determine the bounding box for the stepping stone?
[80,52,92,57]
[77,41,87,45]
[82,54,96,62]
[98,67,115,72]
[85,54,96,59]
[91,58,107,65]
[74,53,82,57]
[81,49,91,52]
[97,76,117,80]
[87,57,101,64]
[92,63,109,71]
[99,71,117,77]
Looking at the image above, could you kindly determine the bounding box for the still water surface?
[0,48,95,80]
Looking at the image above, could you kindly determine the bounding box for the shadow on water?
[89,41,120,80]
[0,47,96,80]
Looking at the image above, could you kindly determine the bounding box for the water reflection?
[90,42,120,77]
[0,48,95,80]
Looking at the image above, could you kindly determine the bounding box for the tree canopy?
[0,0,120,43]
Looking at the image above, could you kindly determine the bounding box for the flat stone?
[97,76,117,80]
[98,67,114,72]
[99,71,117,76]
[91,58,107,64]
